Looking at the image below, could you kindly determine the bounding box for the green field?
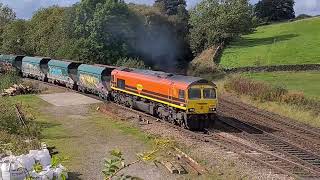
[245,71,320,99]
[220,17,320,68]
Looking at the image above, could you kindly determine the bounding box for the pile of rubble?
[0,148,68,180]
[1,84,35,97]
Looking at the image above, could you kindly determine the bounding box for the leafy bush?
[0,130,40,155]
[225,76,285,101]
[0,98,41,137]
[225,76,320,114]
[116,57,147,69]
[0,71,21,91]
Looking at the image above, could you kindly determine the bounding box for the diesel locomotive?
[0,54,218,130]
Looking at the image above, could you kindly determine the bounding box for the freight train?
[0,54,218,130]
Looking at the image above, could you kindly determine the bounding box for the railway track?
[26,79,320,179]
[219,97,320,155]
[107,101,320,179]
[216,113,320,174]
[221,96,320,140]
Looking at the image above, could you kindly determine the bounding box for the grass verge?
[220,77,320,128]
[245,71,320,100]
[220,17,320,68]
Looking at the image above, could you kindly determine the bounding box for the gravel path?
[41,103,176,179]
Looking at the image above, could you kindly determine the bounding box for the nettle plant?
[103,138,174,180]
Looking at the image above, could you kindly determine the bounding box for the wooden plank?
[174,147,208,175]
[161,160,178,174]
[172,161,188,174]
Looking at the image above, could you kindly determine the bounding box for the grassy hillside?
[245,71,320,99]
[220,17,320,68]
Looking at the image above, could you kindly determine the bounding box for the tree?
[189,0,255,54]
[72,0,135,64]
[254,0,295,22]
[1,20,29,55]
[154,0,186,16]
[26,6,73,58]
[0,3,16,50]
[0,3,16,27]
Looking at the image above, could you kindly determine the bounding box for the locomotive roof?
[118,68,214,86]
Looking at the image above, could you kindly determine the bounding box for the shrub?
[225,76,288,102]
[0,131,41,155]
[0,98,41,138]
[0,71,21,91]
[115,57,147,69]
[225,76,320,115]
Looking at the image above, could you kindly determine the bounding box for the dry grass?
[219,76,320,128]
[187,47,227,80]
[238,95,320,128]
[225,76,320,115]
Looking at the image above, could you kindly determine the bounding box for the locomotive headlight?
[209,108,216,112]
[188,108,195,112]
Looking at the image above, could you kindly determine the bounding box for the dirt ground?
[106,104,292,180]
[32,82,294,180]
[38,92,178,180]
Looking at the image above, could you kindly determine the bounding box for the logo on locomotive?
[136,84,144,91]
[80,74,99,87]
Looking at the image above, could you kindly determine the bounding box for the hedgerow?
[225,76,320,115]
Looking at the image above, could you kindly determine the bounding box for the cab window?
[117,79,125,89]
[179,90,185,99]
[188,88,201,99]
[203,88,216,99]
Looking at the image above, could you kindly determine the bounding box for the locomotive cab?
[184,84,218,129]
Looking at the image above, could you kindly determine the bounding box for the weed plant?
[225,76,320,115]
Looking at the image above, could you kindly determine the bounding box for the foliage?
[0,3,16,48]
[154,0,186,16]
[116,57,146,69]
[1,19,29,54]
[103,138,174,179]
[0,1,193,70]
[33,162,43,173]
[26,6,73,58]
[0,3,16,26]
[0,130,40,155]
[246,72,320,100]
[225,75,320,115]
[295,14,312,20]
[225,76,286,101]
[71,0,134,64]
[0,71,21,91]
[189,0,255,54]
[0,97,41,138]
[220,17,320,68]
[254,0,295,22]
